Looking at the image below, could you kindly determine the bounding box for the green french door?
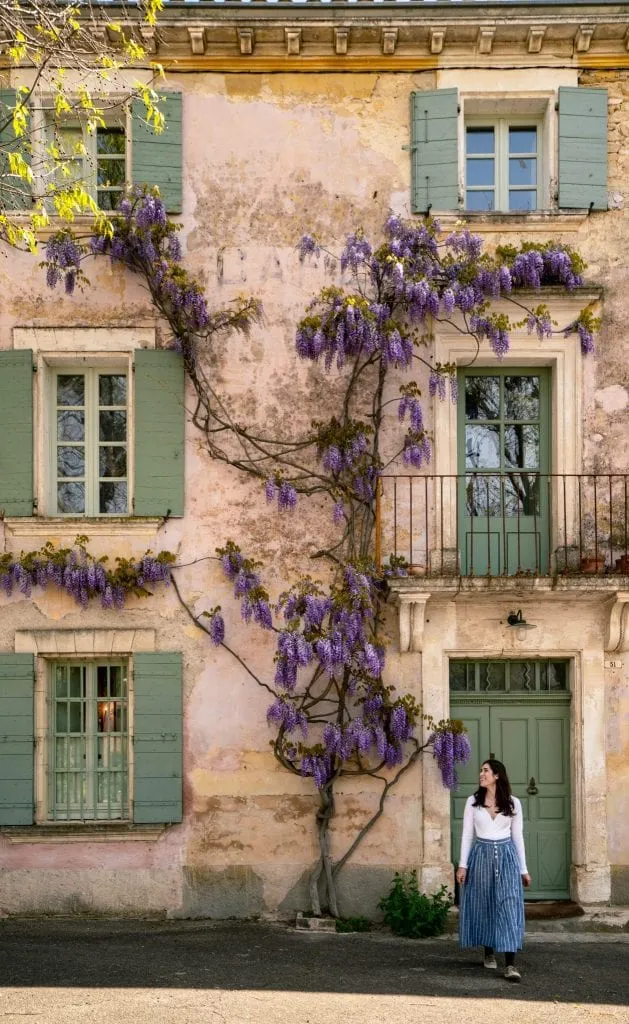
[450,659,571,900]
[458,368,551,576]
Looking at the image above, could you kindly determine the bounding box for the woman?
[456,759,531,982]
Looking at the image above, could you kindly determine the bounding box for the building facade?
[0,0,628,916]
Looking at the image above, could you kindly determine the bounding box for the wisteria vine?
[0,536,174,609]
[43,187,597,915]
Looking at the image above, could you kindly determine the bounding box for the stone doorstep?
[295,912,337,932]
[445,905,629,934]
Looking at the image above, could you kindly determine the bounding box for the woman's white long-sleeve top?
[458,795,528,874]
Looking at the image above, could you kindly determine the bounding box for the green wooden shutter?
[558,87,608,211]
[134,349,185,517]
[0,89,31,210]
[0,654,34,826]
[410,89,459,214]
[133,652,183,824]
[131,91,182,213]
[0,350,33,517]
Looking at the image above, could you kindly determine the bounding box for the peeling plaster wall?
[0,68,628,915]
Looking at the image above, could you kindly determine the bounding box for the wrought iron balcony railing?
[377,473,629,577]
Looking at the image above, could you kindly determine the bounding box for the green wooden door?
[450,660,571,900]
[457,369,551,575]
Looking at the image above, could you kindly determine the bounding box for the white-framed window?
[48,660,130,821]
[42,104,128,211]
[51,364,130,516]
[465,118,542,213]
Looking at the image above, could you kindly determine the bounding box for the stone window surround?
[411,303,610,905]
[432,294,601,558]
[436,68,579,215]
[3,628,165,844]
[8,327,161,533]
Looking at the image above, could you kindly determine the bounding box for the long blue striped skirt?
[459,837,525,953]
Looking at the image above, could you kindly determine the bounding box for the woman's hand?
[456,867,467,885]
[522,873,532,887]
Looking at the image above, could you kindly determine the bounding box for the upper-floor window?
[53,368,128,516]
[44,111,127,211]
[465,121,540,213]
[410,85,608,215]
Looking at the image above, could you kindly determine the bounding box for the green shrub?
[378,871,452,939]
[335,916,372,933]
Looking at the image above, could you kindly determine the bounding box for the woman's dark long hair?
[473,759,515,817]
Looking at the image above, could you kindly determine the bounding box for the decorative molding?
[14,629,157,656]
[238,28,255,56]
[430,28,445,55]
[1,824,165,844]
[395,593,431,654]
[188,27,206,55]
[626,27,629,52]
[575,25,595,53]
[605,592,629,653]
[527,26,546,54]
[285,28,301,56]
[381,27,398,56]
[4,517,163,539]
[139,27,157,54]
[334,28,349,56]
[477,27,495,55]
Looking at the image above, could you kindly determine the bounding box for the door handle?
[527,776,538,795]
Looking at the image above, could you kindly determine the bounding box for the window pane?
[57,446,85,478]
[99,481,127,514]
[55,666,67,698]
[110,665,124,698]
[56,703,68,732]
[69,702,83,732]
[503,474,541,517]
[466,127,494,154]
[57,411,85,442]
[97,160,126,187]
[509,190,537,212]
[465,424,500,470]
[57,375,84,406]
[504,376,539,421]
[97,665,108,698]
[467,158,495,187]
[98,701,114,733]
[509,127,537,154]
[69,665,85,698]
[466,474,503,517]
[97,190,123,211]
[99,446,127,478]
[99,375,127,406]
[548,662,568,691]
[449,661,467,691]
[509,157,536,187]
[504,425,540,470]
[465,376,500,420]
[99,411,127,442]
[55,736,67,770]
[97,128,125,155]
[57,482,85,514]
[466,190,495,212]
[479,663,506,692]
[509,662,536,692]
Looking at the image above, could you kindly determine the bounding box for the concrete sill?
[434,211,590,234]
[4,517,164,539]
[1,824,166,844]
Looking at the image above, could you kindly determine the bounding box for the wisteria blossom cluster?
[44,188,262,364]
[0,540,174,610]
[430,726,473,791]
[215,543,464,791]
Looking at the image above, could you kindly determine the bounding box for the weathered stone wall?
[0,66,628,915]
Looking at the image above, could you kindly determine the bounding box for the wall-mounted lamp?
[506,609,537,637]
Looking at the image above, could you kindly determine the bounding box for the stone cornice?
[17,5,628,72]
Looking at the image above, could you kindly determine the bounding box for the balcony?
[378,473,629,580]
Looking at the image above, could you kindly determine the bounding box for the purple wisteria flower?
[209,611,225,646]
[430,728,472,790]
